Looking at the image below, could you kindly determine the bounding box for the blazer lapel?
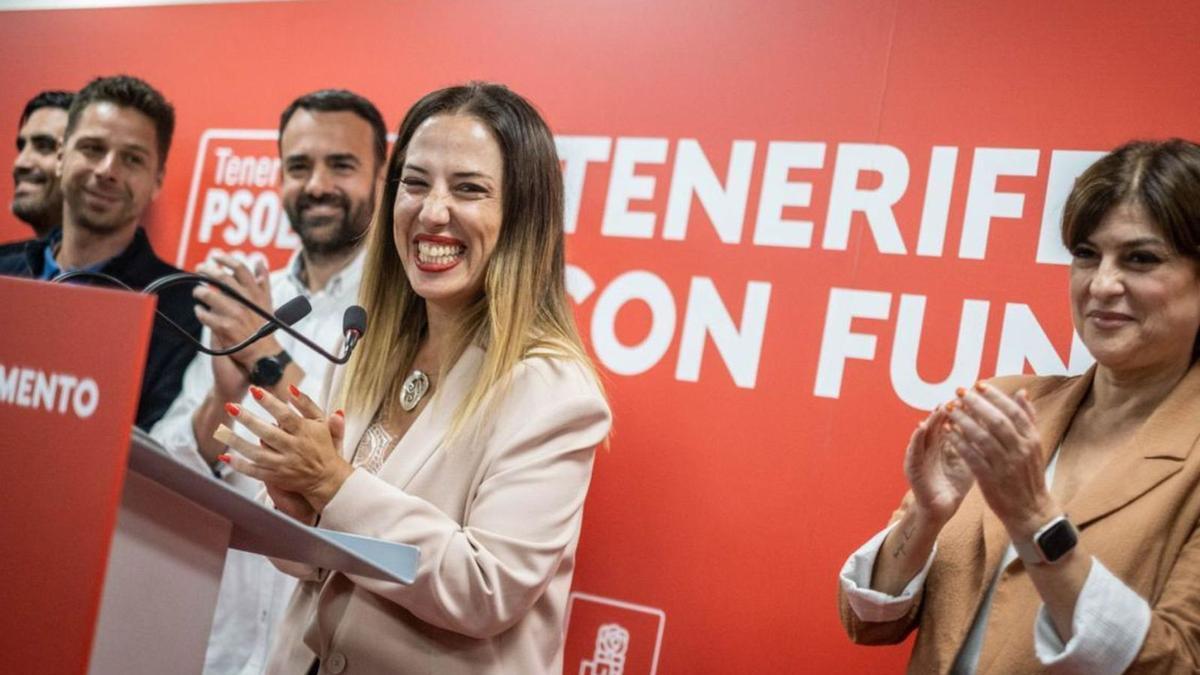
[981,370,1094,575]
[375,345,485,490]
[1065,363,1200,528]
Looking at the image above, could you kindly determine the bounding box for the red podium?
[0,277,155,674]
[0,277,418,674]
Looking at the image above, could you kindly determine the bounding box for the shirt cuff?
[149,420,213,476]
[839,522,936,623]
[1034,557,1151,674]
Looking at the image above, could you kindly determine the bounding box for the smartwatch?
[249,349,292,387]
[1013,515,1079,565]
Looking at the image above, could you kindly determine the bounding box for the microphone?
[52,270,361,364]
[342,305,368,357]
[246,295,312,344]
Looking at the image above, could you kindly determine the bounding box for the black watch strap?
[249,349,292,387]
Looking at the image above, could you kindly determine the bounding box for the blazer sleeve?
[316,357,612,639]
[261,486,325,582]
[1125,520,1200,673]
[147,330,215,476]
[136,314,202,430]
[837,491,926,644]
[836,373,1050,644]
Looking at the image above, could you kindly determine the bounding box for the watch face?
[252,356,283,386]
[1037,519,1079,563]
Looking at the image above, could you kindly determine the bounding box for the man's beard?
[11,167,62,234]
[284,189,373,260]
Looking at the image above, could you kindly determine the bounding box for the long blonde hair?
[340,83,603,434]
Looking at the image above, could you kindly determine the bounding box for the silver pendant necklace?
[400,369,430,412]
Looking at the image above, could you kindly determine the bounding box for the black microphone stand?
[52,270,363,364]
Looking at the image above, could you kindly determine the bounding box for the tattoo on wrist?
[893,523,917,559]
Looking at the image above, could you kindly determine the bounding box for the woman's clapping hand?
[218,384,354,514]
[904,404,976,526]
[944,383,1060,540]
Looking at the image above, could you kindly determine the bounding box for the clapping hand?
[944,383,1059,539]
[905,404,975,526]
[216,384,353,515]
[193,254,278,379]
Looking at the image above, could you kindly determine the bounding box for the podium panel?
[0,277,419,674]
[0,277,155,675]
[88,472,230,675]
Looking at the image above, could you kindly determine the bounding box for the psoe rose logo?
[580,623,630,675]
[565,593,665,675]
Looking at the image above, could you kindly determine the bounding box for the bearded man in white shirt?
[150,88,387,675]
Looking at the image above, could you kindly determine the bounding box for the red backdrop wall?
[3,1,1199,672]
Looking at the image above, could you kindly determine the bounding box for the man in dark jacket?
[0,75,199,430]
[10,90,73,239]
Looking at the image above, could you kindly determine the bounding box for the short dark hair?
[1062,138,1200,358]
[65,75,175,169]
[279,89,388,168]
[1062,138,1200,258]
[19,90,74,128]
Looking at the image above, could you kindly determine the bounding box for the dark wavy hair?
[1062,138,1200,357]
[65,75,174,169]
[19,90,73,128]
[1062,139,1200,256]
[278,88,388,169]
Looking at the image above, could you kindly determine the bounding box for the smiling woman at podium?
[216,83,611,674]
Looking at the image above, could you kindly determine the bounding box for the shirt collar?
[285,248,307,293]
[285,246,366,300]
[34,228,116,281]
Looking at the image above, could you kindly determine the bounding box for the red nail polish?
[216,454,231,464]
[249,386,264,401]
[975,381,986,392]
[289,384,300,398]
[955,386,965,397]
[225,402,240,416]
[334,409,345,418]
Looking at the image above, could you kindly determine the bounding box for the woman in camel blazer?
[217,83,611,674]
[839,139,1200,674]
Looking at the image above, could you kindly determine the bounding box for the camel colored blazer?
[265,345,611,675]
[839,364,1200,674]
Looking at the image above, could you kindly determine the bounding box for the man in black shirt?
[0,75,199,430]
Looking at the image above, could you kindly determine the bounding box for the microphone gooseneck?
[51,270,366,364]
[247,295,312,343]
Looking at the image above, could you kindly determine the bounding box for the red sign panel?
[1,2,1198,672]
[0,277,153,674]
[175,129,298,273]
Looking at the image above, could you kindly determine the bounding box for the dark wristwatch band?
[249,349,292,387]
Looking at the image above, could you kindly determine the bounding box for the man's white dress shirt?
[150,249,364,675]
